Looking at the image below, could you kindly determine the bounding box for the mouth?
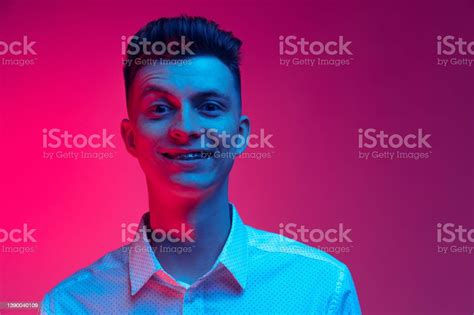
[161,151,214,161]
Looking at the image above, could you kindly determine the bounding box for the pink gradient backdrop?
[0,1,473,314]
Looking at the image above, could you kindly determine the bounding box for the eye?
[199,102,223,116]
[154,104,171,113]
[147,103,174,118]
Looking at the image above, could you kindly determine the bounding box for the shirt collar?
[128,212,161,295]
[128,204,248,295]
[214,204,249,290]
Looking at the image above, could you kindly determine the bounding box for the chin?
[166,176,217,197]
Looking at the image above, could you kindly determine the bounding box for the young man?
[41,16,361,314]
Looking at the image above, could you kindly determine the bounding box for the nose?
[168,106,201,144]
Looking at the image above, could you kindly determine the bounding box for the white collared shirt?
[41,205,361,314]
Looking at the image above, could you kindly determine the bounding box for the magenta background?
[0,0,473,314]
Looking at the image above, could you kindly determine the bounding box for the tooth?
[166,152,211,160]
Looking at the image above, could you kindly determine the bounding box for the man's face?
[122,56,249,196]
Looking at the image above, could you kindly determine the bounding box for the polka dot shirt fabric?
[41,205,361,314]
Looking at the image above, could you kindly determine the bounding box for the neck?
[146,178,232,284]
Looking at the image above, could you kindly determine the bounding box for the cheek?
[205,114,239,131]
[134,120,168,149]
[213,156,235,182]
[205,119,241,150]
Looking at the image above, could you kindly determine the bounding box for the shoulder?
[41,245,129,306]
[245,225,350,275]
[245,226,360,313]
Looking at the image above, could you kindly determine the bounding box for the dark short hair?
[123,16,242,108]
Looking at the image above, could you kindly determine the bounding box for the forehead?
[131,56,238,100]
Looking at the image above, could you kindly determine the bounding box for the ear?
[121,118,137,157]
[235,115,250,155]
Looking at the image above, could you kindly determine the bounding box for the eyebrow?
[141,85,231,103]
[190,91,231,103]
[141,85,173,100]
